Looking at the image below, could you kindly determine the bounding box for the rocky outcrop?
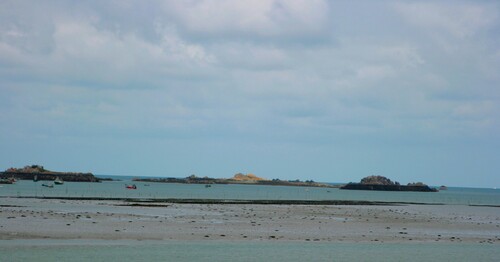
[341,183,437,192]
[341,176,437,192]
[360,176,399,185]
[134,174,338,188]
[1,165,98,182]
[231,173,266,181]
[134,175,219,184]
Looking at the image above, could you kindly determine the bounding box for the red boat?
[126,184,137,189]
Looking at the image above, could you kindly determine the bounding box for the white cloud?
[394,2,498,38]
[155,25,216,64]
[355,65,395,80]
[1,18,216,88]
[164,0,329,38]
[376,46,424,68]
[213,42,289,70]
[0,0,498,141]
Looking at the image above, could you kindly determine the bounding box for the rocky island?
[133,173,338,188]
[0,165,99,182]
[340,175,437,192]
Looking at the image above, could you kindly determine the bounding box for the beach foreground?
[1,197,498,244]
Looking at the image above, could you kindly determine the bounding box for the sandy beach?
[1,197,498,244]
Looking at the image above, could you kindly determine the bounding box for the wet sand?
[0,197,499,244]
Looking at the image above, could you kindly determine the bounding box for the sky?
[1,0,499,188]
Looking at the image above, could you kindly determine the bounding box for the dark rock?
[341,176,437,192]
[340,183,437,192]
[1,165,98,182]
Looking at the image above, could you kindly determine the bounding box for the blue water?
[1,177,499,206]
[0,240,498,262]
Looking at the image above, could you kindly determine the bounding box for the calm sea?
[1,176,499,206]
[0,240,498,262]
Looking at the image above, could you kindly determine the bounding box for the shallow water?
[1,179,499,206]
[1,240,498,262]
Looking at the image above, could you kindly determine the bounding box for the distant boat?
[0,179,13,184]
[42,183,54,188]
[54,177,64,185]
[0,177,16,184]
[33,175,38,182]
[126,184,137,189]
[205,184,212,188]
[439,185,448,190]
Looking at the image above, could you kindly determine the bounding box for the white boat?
[54,177,64,185]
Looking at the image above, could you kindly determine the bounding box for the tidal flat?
[1,197,499,261]
[1,197,498,244]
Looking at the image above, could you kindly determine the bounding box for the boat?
[0,179,13,184]
[33,175,38,182]
[0,177,17,184]
[126,184,137,189]
[205,184,212,188]
[42,183,54,188]
[54,177,64,185]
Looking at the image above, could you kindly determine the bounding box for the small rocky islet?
[133,173,338,188]
[0,165,98,182]
[340,175,438,192]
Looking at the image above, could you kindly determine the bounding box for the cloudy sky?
[1,0,499,187]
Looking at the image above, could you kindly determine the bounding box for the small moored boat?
[0,179,13,184]
[54,177,64,185]
[126,184,137,189]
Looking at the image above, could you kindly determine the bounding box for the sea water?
[0,240,498,262]
[0,178,499,206]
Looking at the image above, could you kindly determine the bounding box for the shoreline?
[2,196,498,207]
[1,197,498,244]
